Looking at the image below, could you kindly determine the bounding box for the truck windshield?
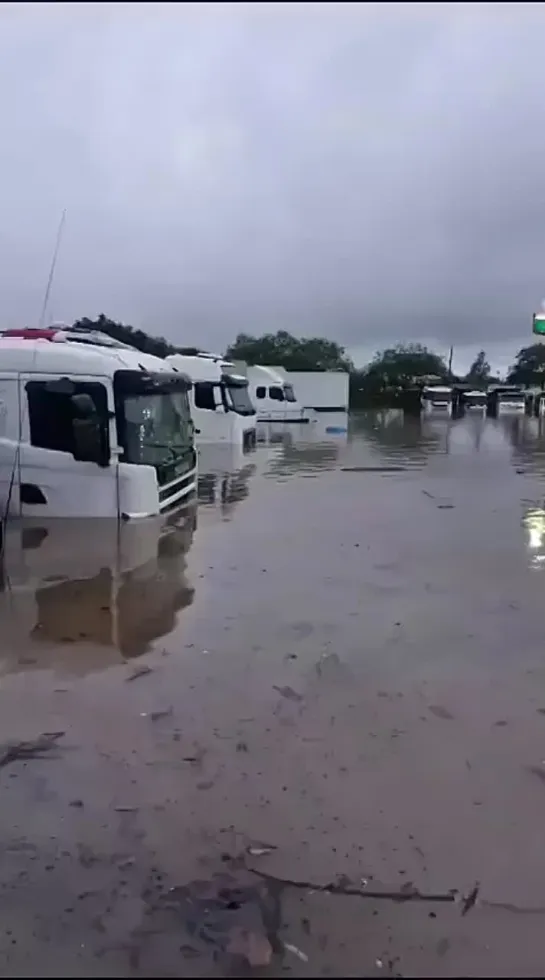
[122,391,193,467]
[224,382,255,416]
[423,390,452,402]
[498,392,524,402]
[283,384,297,403]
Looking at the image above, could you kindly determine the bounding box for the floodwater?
[2,411,545,976]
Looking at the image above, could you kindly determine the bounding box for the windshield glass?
[224,382,256,416]
[122,391,193,467]
[283,384,297,403]
[498,392,524,402]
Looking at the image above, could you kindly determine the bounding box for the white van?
[0,326,197,520]
[166,351,256,449]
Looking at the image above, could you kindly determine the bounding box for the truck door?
[18,373,119,518]
[0,375,21,518]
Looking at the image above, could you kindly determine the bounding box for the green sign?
[533,315,545,335]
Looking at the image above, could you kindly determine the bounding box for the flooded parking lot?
[2,410,545,976]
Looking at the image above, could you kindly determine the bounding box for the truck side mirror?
[70,394,109,467]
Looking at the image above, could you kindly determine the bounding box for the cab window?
[26,380,108,455]
[194,382,217,411]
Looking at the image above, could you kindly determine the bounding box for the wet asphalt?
[2,411,545,975]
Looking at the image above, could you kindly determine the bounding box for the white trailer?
[0,326,197,520]
[270,369,349,413]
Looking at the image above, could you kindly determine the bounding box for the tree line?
[72,315,545,408]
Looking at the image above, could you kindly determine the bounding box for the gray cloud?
[1,2,545,356]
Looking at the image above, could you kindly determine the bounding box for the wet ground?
[2,410,545,976]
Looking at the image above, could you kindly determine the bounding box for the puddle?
[2,412,545,975]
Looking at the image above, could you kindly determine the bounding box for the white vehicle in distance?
[463,389,487,412]
[166,350,256,449]
[487,385,526,416]
[233,363,307,422]
[0,326,197,520]
[421,384,453,416]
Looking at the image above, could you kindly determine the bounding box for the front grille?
[159,469,196,506]
[156,448,196,488]
[161,484,196,515]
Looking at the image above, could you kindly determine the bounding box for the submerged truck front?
[0,331,197,520]
[166,352,256,449]
[233,362,307,422]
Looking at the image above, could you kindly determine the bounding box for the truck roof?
[0,336,177,378]
[166,353,223,383]
[247,364,285,385]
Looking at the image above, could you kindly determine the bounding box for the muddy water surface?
[2,412,545,976]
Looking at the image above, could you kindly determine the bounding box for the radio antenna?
[38,209,66,329]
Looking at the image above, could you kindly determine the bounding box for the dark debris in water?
[0,731,65,769]
[526,764,545,785]
[126,664,153,682]
[159,870,281,969]
[247,865,461,907]
[273,684,304,702]
[428,705,455,721]
[461,882,480,916]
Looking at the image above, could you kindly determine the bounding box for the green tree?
[73,314,176,359]
[506,344,545,388]
[349,344,449,410]
[225,330,353,371]
[465,349,490,385]
[365,343,448,386]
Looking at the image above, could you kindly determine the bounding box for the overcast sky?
[2,2,545,369]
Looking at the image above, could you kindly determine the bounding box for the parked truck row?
[0,326,349,522]
[421,383,532,417]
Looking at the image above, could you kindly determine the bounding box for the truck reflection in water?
[0,508,196,675]
[196,443,257,520]
[523,507,545,568]
[257,414,348,479]
[350,410,448,463]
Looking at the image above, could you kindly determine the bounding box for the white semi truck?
[166,351,256,449]
[232,363,307,422]
[0,326,197,520]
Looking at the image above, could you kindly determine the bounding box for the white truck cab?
[463,389,487,412]
[421,384,453,416]
[234,363,306,422]
[487,385,526,416]
[166,350,256,449]
[0,327,197,520]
